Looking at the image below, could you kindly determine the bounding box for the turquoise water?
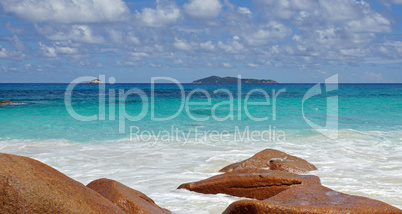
[0,83,401,212]
[1,83,401,140]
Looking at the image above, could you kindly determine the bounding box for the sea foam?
[1,128,401,213]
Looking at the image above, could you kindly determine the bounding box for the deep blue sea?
[1,83,401,212]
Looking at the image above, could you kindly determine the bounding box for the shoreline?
[1,148,401,213]
[1,135,401,212]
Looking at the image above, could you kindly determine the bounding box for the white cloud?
[127,32,140,45]
[1,0,129,23]
[244,22,292,46]
[79,60,90,67]
[123,61,144,66]
[5,22,24,34]
[254,0,317,19]
[253,0,391,41]
[365,72,383,82]
[184,0,222,19]
[218,39,244,53]
[174,59,184,64]
[130,52,150,60]
[381,40,402,58]
[106,29,142,45]
[173,39,192,51]
[340,48,369,57]
[248,63,259,68]
[200,41,215,51]
[131,52,149,57]
[0,47,9,58]
[237,7,252,17]
[319,0,361,21]
[387,41,402,53]
[0,0,401,81]
[39,42,57,57]
[150,63,168,68]
[346,12,391,33]
[38,41,78,57]
[250,0,393,62]
[107,28,124,44]
[56,46,78,55]
[223,62,232,68]
[136,0,181,27]
[7,35,26,50]
[38,25,105,43]
[0,46,25,59]
[54,41,79,54]
[315,27,341,45]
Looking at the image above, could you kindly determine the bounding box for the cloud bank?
[0,0,401,82]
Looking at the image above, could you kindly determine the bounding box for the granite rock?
[87,178,170,214]
[178,169,320,200]
[223,184,402,214]
[0,153,124,214]
[220,149,317,174]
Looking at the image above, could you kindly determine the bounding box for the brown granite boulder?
[87,178,170,214]
[0,153,125,214]
[223,184,402,214]
[178,169,320,200]
[220,149,317,174]
[0,100,12,105]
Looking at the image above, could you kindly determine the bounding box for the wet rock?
[86,79,104,84]
[178,169,320,200]
[220,149,317,174]
[0,100,12,105]
[0,153,124,214]
[222,184,402,214]
[87,178,170,214]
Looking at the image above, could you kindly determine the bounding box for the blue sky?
[0,0,402,83]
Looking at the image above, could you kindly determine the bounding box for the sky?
[0,0,402,83]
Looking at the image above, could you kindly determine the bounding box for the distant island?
[192,76,278,84]
[86,79,104,84]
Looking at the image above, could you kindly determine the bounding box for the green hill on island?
[192,76,278,84]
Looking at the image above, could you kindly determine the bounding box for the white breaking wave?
[0,128,401,213]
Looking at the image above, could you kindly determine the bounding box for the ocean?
[0,82,401,213]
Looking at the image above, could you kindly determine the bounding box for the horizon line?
[1,82,401,84]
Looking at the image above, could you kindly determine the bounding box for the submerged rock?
[0,153,124,214]
[87,178,170,214]
[178,169,320,200]
[222,184,402,214]
[220,149,317,174]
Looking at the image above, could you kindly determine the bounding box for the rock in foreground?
[178,169,320,200]
[223,184,402,214]
[87,178,170,214]
[0,153,124,214]
[220,149,317,174]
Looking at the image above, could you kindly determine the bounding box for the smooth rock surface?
[87,178,170,214]
[223,184,402,214]
[178,169,320,200]
[220,149,317,174]
[0,153,124,214]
